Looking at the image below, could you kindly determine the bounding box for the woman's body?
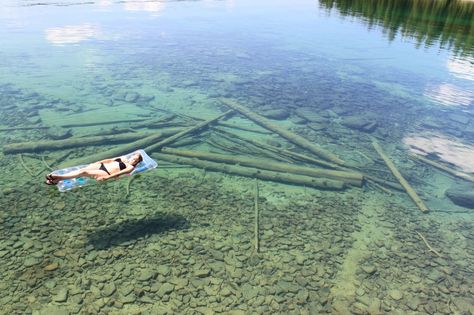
[45,152,143,185]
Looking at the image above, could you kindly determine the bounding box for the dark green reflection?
[319,0,474,56]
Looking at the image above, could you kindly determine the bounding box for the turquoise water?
[1,0,473,314]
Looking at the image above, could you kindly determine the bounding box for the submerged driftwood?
[57,128,182,168]
[213,127,341,169]
[217,121,272,134]
[161,147,363,187]
[57,111,232,168]
[213,130,295,163]
[213,127,406,190]
[152,153,345,190]
[144,110,233,152]
[372,140,429,213]
[409,153,474,184]
[221,98,345,165]
[3,132,152,154]
[254,179,260,253]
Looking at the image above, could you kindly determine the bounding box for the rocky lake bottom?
[1,159,473,314]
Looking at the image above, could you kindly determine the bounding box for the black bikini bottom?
[99,163,111,175]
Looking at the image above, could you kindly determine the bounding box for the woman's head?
[129,153,143,167]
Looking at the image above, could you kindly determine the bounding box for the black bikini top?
[115,158,127,171]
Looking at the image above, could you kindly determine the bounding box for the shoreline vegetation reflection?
[319,0,474,56]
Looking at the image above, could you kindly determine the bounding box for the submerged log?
[372,140,429,213]
[0,126,49,132]
[409,153,474,184]
[61,118,148,128]
[57,128,182,168]
[152,153,345,190]
[212,130,294,163]
[217,121,272,134]
[254,179,260,253]
[161,147,363,187]
[3,132,152,154]
[213,127,341,169]
[145,110,234,153]
[221,98,345,165]
[363,174,403,191]
[214,126,402,190]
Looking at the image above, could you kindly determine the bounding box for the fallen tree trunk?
[61,118,148,128]
[213,126,402,190]
[3,131,152,154]
[213,126,341,169]
[152,152,346,190]
[363,174,403,191]
[212,130,294,163]
[217,121,272,134]
[0,126,49,132]
[409,153,474,184]
[221,98,345,165]
[161,147,363,187]
[144,110,234,152]
[57,128,182,168]
[372,140,429,213]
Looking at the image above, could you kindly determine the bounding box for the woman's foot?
[45,174,58,185]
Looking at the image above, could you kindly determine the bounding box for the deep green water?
[1,0,473,314]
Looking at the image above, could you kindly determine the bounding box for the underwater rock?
[46,127,72,140]
[139,95,155,102]
[367,299,382,314]
[290,116,307,124]
[52,287,69,302]
[124,91,140,103]
[352,302,368,315]
[195,268,211,278]
[445,186,474,208]
[137,269,156,281]
[44,262,59,271]
[361,265,377,275]
[294,107,326,123]
[28,116,42,124]
[157,283,175,297]
[332,300,351,315]
[119,285,134,297]
[119,293,136,304]
[405,296,421,311]
[341,116,377,133]
[102,283,116,297]
[260,109,290,120]
[307,122,326,131]
[389,289,403,301]
[182,80,198,87]
[332,106,352,115]
[24,257,41,267]
[157,265,171,276]
[35,305,70,315]
[452,297,474,314]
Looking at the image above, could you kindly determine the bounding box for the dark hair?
[132,154,143,166]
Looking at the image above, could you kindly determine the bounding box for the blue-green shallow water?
[1,0,473,314]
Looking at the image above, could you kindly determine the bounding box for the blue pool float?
[52,149,157,192]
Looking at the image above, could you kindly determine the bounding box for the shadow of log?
[87,213,188,249]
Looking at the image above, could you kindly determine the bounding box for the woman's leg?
[49,169,90,181]
[48,163,104,182]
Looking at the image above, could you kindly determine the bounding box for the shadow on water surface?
[87,213,189,249]
[319,0,474,56]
